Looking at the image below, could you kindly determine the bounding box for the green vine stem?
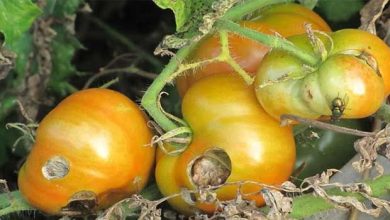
[216,19,319,66]
[141,46,193,133]
[375,103,390,123]
[218,30,253,84]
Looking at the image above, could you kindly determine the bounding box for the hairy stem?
[83,66,157,89]
[219,31,253,84]
[222,0,294,21]
[141,46,194,133]
[216,19,319,66]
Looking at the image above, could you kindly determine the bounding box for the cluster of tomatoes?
[17,2,390,217]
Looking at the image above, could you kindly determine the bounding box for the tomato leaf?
[0,0,41,46]
[316,0,364,23]
[46,0,84,17]
[0,191,35,216]
[298,0,319,9]
[48,25,83,96]
[290,174,390,218]
[153,0,214,32]
[47,0,84,96]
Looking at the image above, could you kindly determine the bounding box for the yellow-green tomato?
[255,29,390,121]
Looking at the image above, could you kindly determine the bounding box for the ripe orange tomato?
[18,88,155,215]
[254,29,389,121]
[176,3,331,96]
[156,75,296,214]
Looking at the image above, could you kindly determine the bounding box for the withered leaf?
[360,0,390,34]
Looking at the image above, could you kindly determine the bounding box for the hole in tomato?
[42,156,69,180]
[60,190,97,216]
[190,148,232,187]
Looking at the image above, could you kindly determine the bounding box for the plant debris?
[352,124,390,178]
[360,0,389,34]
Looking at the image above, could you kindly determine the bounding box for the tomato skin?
[255,29,387,121]
[330,29,390,96]
[251,3,331,36]
[176,3,331,96]
[18,89,155,215]
[156,75,296,214]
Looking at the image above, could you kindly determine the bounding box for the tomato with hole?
[255,29,390,121]
[176,3,331,96]
[156,75,295,214]
[18,88,155,215]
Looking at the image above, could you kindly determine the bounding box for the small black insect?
[330,95,348,121]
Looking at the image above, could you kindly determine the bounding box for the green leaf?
[48,25,82,96]
[0,191,35,216]
[0,0,41,46]
[290,174,390,218]
[153,0,214,32]
[316,0,364,23]
[46,0,84,96]
[6,32,33,86]
[45,0,84,17]
[153,0,189,31]
[298,0,318,9]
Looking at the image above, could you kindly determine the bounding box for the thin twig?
[280,114,377,137]
[87,16,163,70]
[83,66,157,89]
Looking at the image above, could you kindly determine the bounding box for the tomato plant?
[156,75,295,214]
[255,29,390,121]
[176,3,331,96]
[17,88,155,215]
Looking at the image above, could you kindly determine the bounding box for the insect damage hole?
[189,148,232,187]
[42,156,69,180]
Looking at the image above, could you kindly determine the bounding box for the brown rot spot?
[42,156,69,180]
[60,191,97,216]
[189,148,232,188]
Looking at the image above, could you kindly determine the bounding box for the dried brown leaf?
[327,194,382,217]
[0,48,15,80]
[360,0,389,34]
[261,189,293,219]
[352,125,390,178]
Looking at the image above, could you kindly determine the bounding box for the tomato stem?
[222,0,294,21]
[281,114,376,137]
[219,31,254,84]
[216,19,319,66]
[141,46,193,133]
